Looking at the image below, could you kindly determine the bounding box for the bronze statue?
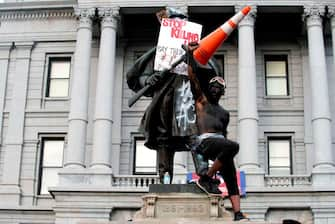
[126,7,221,183]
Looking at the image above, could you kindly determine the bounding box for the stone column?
[0,42,13,145]
[236,6,264,187]
[110,43,126,175]
[0,42,34,205]
[90,7,119,170]
[329,5,335,73]
[236,7,262,168]
[64,8,95,168]
[304,5,335,186]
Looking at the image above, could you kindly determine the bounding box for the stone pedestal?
[79,221,274,224]
[133,184,231,221]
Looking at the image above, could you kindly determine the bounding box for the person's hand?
[145,72,161,86]
[187,41,199,51]
[183,42,199,72]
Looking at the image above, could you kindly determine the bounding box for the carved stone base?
[133,184,231,221]
[76,184,276,223]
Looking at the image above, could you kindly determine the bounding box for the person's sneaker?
[234,211,249,221]
[196,177,221,196]
[211,178,220,186]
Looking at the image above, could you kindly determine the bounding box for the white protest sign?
[154,18,202,75]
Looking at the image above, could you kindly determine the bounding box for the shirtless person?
[186,44,248,221]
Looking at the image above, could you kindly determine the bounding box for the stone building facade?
[0,0,335,223]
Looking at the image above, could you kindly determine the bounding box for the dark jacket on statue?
[126,47,221,152]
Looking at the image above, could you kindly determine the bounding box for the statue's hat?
[166,7,187,19]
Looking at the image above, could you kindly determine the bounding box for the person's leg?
[219,158,239,212]
[229,195,241,212]
[206,138,239,177]
[194,139,222,195]
[191,149,209,176]
[219,157,248,220]
[207,159,222,177]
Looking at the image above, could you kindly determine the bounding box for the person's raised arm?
[186,44,207,104]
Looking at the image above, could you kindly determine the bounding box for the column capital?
[74,7,95,29]
[303,4,325,17]
[328,5,335,17]
[329,5,335,54]
[14,41,35,59]
[98,7,119,29]
[0,42,14,60]
[303,5,325,27]
[235,5,257,27]
[328,5,335,27]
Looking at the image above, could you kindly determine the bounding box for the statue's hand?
[145,72,161,86]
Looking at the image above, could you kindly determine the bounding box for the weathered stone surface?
[79,220,276,224]
[134,193,226,219]
[132,184,228,221]
[149,184,204,194]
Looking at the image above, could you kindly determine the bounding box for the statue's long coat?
[126,47,221,151]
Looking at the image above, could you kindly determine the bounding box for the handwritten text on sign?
[154,18,202,75]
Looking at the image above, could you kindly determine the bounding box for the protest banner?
[154,18,202,75]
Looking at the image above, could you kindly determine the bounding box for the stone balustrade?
[112,175,160,190]
[111,174,312,190]
[264,175,312,187]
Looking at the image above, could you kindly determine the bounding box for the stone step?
[148,183,204,193]
[79,220,278,224]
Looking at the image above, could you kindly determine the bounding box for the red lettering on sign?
[162,19,168,26]
[170,27,200,44]
[162,18,187,28]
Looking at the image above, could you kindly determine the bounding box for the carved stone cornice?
[74,7,95,29]
[235,5,257,27]
[98,7,119,30]
[303,5,325,27]
[0,9,74,21]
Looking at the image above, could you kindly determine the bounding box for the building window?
[46,57,71,97]
[265,55,289,96]
[38,137,64,195]
[214,54,224,79]
[133,138,157,174]
[268,137,292,175]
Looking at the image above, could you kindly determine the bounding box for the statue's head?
[156,6,188,23]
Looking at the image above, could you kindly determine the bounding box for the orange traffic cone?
[193,6,251,65]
